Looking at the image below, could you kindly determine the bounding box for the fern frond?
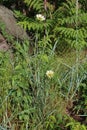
[24,0,44,11]
[54,26,87,48]
[65,38,87,49]
[54,27,75,39]
[58,13,87,25]
[18,19,52,31]
[55,27,86,38]
[14,9,53,31]
[14,10,28,21]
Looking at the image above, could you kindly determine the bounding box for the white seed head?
[46,70,54,79]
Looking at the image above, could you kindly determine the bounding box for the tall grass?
[0,38,87,129]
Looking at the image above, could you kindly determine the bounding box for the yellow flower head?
[46,70,54,79]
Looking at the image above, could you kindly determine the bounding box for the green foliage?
[66,117,87,130]
[1,0,87,50]
[24,0,44,11]
[0,0,87,129]
[0,39,66,129]
[0,37,86,129]
[53,0,87,49]
[13,0,87,50]
[14,10,52,32]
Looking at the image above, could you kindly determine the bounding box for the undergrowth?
[0,39,87,129]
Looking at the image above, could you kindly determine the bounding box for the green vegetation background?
[0,0,87,130]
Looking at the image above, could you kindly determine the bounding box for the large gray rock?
[0,5,29,40]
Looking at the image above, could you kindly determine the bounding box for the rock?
[0,33,14,59]
[0,5,29,40]
[0,33,9,51]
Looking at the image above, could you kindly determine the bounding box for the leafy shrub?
[66,116,87,130]
[53,0,87,49]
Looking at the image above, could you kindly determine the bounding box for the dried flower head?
[36,14,45,21]
[46,70,54,79]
